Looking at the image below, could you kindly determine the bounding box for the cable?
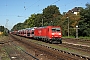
[51,0,60,5]
[34,0,61,14]
[26,0,41,10]
[20,0,41,16]
[35,0,79,14]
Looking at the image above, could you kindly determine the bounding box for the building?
[67,7,81,15]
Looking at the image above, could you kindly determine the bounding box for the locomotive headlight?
[59,33,61,35]
[52,33,54,35]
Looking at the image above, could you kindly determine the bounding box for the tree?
[43,5,61,26]
[79,3,90,36]
[58,11,81,36]
[34,14,43,27]
[11,23,24,31]
[0,26,9,36]
[23,14,36,28]
[0,26,4,32]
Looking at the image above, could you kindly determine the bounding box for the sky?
[0,0,90,30]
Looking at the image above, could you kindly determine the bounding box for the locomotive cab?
[49,27,62,44]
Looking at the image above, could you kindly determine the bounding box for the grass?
[79,36,90,40]
[63,36,90,40]
[0,36,12,60]
[0,47,10,60]
[62,36,75,38]
[0,35,3,39]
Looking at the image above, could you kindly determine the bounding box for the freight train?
[10,26,62,44]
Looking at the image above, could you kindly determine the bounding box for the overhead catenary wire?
[17,0,41,20]
[17,0,80,18]
[20,0,41,16]
[34,0,82,14]
[34,0,61,14]
[51,0,60,5]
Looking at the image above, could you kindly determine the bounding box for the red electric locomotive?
[34,26,62,44]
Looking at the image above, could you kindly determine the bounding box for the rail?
[1,39,39,60]
[13,43,39,60]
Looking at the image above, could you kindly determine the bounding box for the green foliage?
[0,26,9,36]
[43,5,61,26]
[34,14,43,27]
[79,3,90,37]
[11,23,24,31]
[0,26,4,32]
[58,11,81,36]
[23,14,36,28]
[79,36,90,40]
[43,5,60,18]
[3,31,8,36]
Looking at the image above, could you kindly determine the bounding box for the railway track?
[0,38,39,60]
[41,44,90,60]
[60,43,90,52]
[10,34,90,60]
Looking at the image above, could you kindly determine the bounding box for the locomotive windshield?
[52,28,60,32]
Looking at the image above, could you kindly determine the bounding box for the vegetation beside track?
[0,36,10,60]
[79,37,90,40]
[63,36,90,40]
[0,47,10,60]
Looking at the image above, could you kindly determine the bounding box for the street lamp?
[67,17,69,37]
